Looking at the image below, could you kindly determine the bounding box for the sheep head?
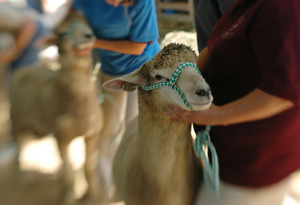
[56,11,95,57]
[103,43,213,111]
[37,11,95,59]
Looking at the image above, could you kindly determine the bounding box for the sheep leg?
[54,117,76,205]
[81,133,104,202]
[11,126,33,171]
[56,139,76,205]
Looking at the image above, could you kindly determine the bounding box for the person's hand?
[165,89,296,126]
[106,0,123,7]
[165,104,222,126]
[73,46,93,57]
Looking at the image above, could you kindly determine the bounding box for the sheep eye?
[155,75,163,81]
[57,32,68,38]
[154,75,170,82]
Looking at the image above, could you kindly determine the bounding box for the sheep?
[160,30,199,55]
[9,11,103,204]
[103,43,213,205]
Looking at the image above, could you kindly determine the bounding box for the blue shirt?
[73,0,161,76]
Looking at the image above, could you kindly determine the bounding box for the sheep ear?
[35,34,58,48]
[103,72,146,92]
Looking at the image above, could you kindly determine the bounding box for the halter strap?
[61,21,84,39]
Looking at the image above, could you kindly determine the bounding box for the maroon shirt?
[205,0,300,187]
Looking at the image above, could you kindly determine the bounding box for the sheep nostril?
[196,89,210,97]
[84,33,93,39]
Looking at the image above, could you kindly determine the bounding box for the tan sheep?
[9,12,103,204]
[103,43,213,205]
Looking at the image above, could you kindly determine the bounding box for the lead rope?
[194,125,220,194]
[141,62,220,194]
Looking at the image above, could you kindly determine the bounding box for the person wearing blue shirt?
[72,0,161,202]
[73,0,160,76]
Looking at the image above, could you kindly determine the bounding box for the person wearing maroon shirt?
[167,0,300,204]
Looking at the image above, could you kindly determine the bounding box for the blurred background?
[0,0,299,205]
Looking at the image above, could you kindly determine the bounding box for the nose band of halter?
[60,21,82,39]
[64,21,94,42]
[140,62,205,111]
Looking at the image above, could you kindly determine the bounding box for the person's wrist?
[207,104,226,126]
[216,105,231,126]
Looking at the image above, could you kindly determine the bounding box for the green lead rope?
[194,126,220,195]
[141,62,220,194]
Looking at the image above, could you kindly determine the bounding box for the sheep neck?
[56,55,97,102]
[59,54,93,73]
[135,94,197,190]
[137,94,192,145]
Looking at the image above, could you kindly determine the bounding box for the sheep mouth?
[73,41,94,56]
[189,101,212,110]
[190,102,211,106]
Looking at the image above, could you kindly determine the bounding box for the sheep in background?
[103,43,213,205]
[9,12,103,204]
[160,30,198,55]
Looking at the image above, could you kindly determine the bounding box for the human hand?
[165,104,222,126]
[106,0,123,7]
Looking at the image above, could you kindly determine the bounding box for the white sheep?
[9,12,103,204]
[103,43,213,205]
[160,30,199,55]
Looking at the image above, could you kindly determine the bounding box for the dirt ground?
[0,13,299,205]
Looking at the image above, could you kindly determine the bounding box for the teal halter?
[141,62,202,111]
[62,21,83,38]
[141,62,220,194]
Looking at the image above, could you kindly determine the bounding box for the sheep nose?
[196,89,210,97]
[84,33,94,39]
